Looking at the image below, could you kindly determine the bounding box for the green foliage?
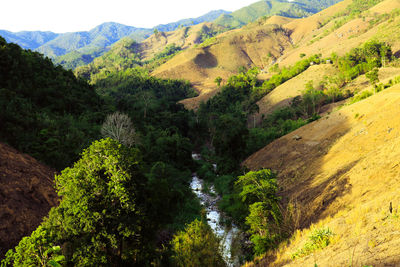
[236,169,282,254]
[0,37,106,169]
[366,68,379,85]
[292,228,334,259]
[334,40,392,83]
[259,54,322,100]
[153,43,182,60]
[1,226,64,267]
[215,76,223,87]
[171,219,226,267]
[3,139,147,266]
[50,139,144,265]
[236,169,279,206]
[75,38,142,83]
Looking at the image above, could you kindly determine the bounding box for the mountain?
[35,22,151,58]
[213,0,343,28]
[0,30,59,50]
[154,10,230,32]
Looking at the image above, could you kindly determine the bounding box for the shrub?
[171,219,225,267]
[292,228,334,259]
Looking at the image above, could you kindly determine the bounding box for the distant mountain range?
[0,0,342,69]
[0,10,229,57]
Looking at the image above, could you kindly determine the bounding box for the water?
[190,154,239,266]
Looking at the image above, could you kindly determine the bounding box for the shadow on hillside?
[248,115,354,266]
[286,160,357,228]
[194,49,218,69]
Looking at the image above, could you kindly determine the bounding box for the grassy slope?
[243,82,400,266]
[152,1,348,109]
[240,1,400,265]
[153,22,294,109]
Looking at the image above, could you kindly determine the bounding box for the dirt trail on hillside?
[0,143,57,258]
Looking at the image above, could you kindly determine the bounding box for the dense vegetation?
[1,10,396,262]
[0,37,219,265]
[0,36,106,169]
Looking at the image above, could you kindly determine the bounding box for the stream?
[190,153,240,266]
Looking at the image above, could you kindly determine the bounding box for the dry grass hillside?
[151,0,400,111]
[139,22,226,60]
[279,0,400,67]
[243,83,400,266]
[0,143,57,258]
[255,64,338,121]
[153,23,293,109]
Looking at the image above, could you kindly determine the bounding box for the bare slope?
[153,23,293,109]
[0,143,57,258]
[243,83,400,266]
[152,0,400,110]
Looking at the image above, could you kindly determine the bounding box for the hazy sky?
[2,0,259,33]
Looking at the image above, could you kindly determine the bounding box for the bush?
[171,219,225,267]
[292,228,334,259]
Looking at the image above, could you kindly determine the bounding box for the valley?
[2,0,400,266]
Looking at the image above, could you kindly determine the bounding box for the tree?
[101,112,138,147]
[171,219,225,267]
[214,76,223,87]
[3,139,146,266]
[235,169,279,205]
[236,169,282,255]
[52,138,144,265]
[366,68,379,86]
[2,226,64,267]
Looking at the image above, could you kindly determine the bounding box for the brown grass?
[243,83,400,266]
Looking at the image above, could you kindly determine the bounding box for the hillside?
[214,0,342,28]
[0,30,59,50]
[35,22,151,58]
[0,36,105,169]
[0,143,57,258]
[243,81,400,266]
[153,22,294,108]
[150,0,400,110]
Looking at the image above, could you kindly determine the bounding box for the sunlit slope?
[153,0,400,111]
[139,22,226,60]
[153,23,293,102]
[279,0,400,67]
[256,64,338,118]
[243,84,400,266]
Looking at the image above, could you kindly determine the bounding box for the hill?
[153,18,296,108]
[154,10,230,32]
[0,36,105,170]
[243,81,400,267]
[213,0,342,28]
[150,0,400,110]
[0,143,57,259]
[35,22,151,58]
[0,30,59,50]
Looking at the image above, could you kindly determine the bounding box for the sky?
[1,0,259,33]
